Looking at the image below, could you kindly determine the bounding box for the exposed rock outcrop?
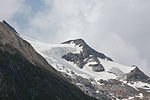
[126,66,150,83]
[62,39,113,72]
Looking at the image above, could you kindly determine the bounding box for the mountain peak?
[62,38,87,47]
[126,66,150,83]
[2,20,18,34]
[61,38,113,70]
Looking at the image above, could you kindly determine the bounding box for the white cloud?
[24,0,104,42]
[95,33,147,67]
[0,0,29,20]
[0,0,32,35]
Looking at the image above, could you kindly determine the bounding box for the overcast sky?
[0,0,150,76]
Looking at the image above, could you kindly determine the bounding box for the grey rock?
[62,38,113,61]
[2,20,18,33]
[91,64,104,72]
[97,79,139,99]
[126,66,150,83]
[62,39,112,72]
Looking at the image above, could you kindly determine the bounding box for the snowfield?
[99,58,135,75]
[23,36,136,81]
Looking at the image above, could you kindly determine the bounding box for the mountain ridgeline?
[0,20,96,100]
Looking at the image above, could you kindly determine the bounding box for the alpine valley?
[0,20,150,100]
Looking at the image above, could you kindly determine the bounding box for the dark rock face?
[62,39,112,72]
[91,64,104,72]
[62,53,85,68]
[62,39,113,61]
[97,79,139,99]
[0,21,96,100]
[2,20,18,33]
[61,73,114,100]
[62,72,141,100]
[0,21,50,69]
[126,67,150,83]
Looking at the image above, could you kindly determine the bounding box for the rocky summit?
[62,38,112,72]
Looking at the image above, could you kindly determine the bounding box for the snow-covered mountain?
[24,37,150,100]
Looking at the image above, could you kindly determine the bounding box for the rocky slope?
[0,20,96,100]
[62,39,112,72]
[26,36,150,100]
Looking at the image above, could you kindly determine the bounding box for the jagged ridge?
[62,38,113,72]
